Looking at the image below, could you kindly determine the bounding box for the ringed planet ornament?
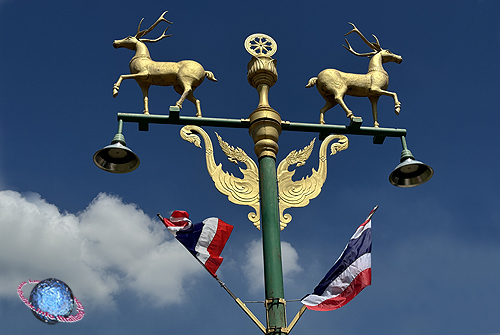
[17,278,85,324]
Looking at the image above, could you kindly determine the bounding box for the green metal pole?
[258,155,286,334]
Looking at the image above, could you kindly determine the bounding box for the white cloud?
[0,191,203,309]
[242,239,302,293]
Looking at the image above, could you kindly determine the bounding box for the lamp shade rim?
[93,143,140,174]
[389,158,434,188]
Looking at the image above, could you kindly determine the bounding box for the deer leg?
[334,95,355,120]
[319,97,336,124]
[175,83,194,111]
[369,96,380,128]
[139,84,150,115]
[371,89,401,115]
[173,85,183,106]
[113,72,149,98]
[113,77,124,97]
[185,91,202,117]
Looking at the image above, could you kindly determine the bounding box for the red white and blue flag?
[160,210,233,276]
[301,206,377,311]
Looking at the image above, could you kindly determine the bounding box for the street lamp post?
[94,32,433,335]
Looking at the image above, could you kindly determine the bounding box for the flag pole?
[366,205,379,221]
[287,305,307,333]
[157,214,267,334]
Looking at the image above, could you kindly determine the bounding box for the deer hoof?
[374,122,380,128]
[143,110,150,115]
[113,86,119,98]
[395,104,401,115]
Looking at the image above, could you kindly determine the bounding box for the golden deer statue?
[306,23,402,127]
[112,11,217,116]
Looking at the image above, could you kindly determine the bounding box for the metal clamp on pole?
[265,298,287,334]
[267,326,289,335]
[264,299,306,334]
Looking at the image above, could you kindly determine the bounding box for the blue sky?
[1,0,500,334]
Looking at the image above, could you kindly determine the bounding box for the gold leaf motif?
[181,127,349,231]
[181,126,261,229]
[277,135,349,229]
[216,132,250,165]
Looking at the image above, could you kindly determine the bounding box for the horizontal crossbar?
[117,109,407,139]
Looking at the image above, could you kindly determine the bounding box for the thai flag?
[301,206,377,311]
[160,210,233,276]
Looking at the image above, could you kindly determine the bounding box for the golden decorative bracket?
[182,125,349,230]
[277,134,349,229]
[180,125,261,229]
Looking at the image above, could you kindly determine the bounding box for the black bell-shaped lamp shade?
[389,157,434,188]
[93,141,140,174]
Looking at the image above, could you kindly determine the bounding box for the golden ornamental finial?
[244,34,277,57]
[245,33,278,93]
[245,33,281,159]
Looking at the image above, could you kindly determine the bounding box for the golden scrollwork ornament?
[182,127,349,230]
[277,134,349,229]
[180,125,262,229]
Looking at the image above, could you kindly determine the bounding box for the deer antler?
[140,26,172,43]
[343,38,377,57]
[135,11,173,39]
[343,22,382,54]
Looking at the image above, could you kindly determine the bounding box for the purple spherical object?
[28,278,74,324]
